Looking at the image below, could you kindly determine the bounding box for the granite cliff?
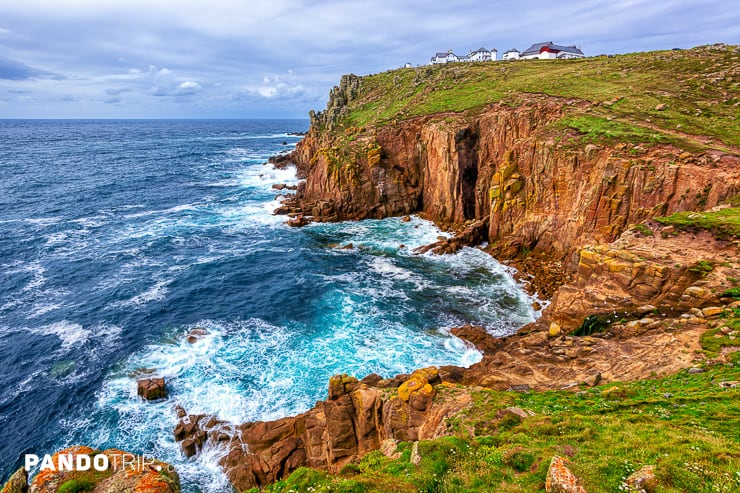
[178,45,740,492]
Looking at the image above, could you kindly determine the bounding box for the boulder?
[137,377,167,401]
[360,373,383,386]
[625,465,657,493]
[548,322,562,337]
[328,374,359,399]
[287,215,310,227]
[501,407,535,419]
[701,306,724,318]
[1,468,27,493]
[546,456,587,493]
[379,439,400,459]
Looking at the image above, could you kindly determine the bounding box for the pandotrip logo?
[24,452,172,473]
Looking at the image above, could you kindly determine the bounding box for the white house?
[468,47,498,62]
[430,50,459,64]
[519,41,584,60]
[430,47,497,64]
[502,48,520,60]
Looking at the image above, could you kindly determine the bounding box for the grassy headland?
[325,44,739,151]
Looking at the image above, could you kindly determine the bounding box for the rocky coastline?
[174,46,740,491]
[8,45,739,492]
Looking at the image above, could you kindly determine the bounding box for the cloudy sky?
[0,0,737,119]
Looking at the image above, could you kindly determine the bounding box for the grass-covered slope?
[251,360,740,493]
[331,44,739,149]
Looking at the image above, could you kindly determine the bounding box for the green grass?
[701,308,740,358]
[630,223,655,236]
[723,287,740,298]
[58,479,96,493]
[558,115,674,145]
[251,364,740,493]
[332,45,739,149]
[655,208,740,238]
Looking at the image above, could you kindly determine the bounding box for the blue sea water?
[0,119,536,491]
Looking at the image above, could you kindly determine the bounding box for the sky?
[0,0,737,119]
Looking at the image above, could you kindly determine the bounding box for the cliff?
[281,44,740,324]
[186,45,740,491]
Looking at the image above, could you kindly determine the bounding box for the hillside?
[315,44,739,150]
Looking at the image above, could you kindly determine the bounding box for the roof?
[434,51,457,58]
[521,41,583,56]
[470,47,489,53]
[504,48,519,54]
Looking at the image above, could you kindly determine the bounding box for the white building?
[468,47,497,62]
[430,50,459,64]
[519,41,584,60]
[430,47,497,64]
[502,48,520,60]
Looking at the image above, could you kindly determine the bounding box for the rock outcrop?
[1,446,180,493]
[282,87,740,328]
[1,469,26,493]
[137,377,167,401]
[546,455,587,493]
[174,368,469,491]
[540,225,740,332]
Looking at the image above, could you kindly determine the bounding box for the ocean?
[0,119,535,491]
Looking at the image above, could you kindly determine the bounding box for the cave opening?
[455,128,479,220]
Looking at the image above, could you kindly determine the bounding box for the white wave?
[114,280,170,307]
[27,301,63,318]
[234,162,299,189]
[318,216,451,252]
[24,217,62,227]
[123,203,198,219]
[35,321,90,348]
[205,178,241,187]
[5,261,49,294]
[26,321,122,352]
[70,215,109,228]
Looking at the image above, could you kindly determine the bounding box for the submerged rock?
[186,327,207,344]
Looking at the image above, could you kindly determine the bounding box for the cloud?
[0,56,58,80]
[0,0,737,117]
[175,80,202,95]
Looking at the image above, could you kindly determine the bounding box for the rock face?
[16,446,180,493]
[137,377,167,401]
[290,94,739,261]
[174,368,469,492]
[541,227,740,332]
